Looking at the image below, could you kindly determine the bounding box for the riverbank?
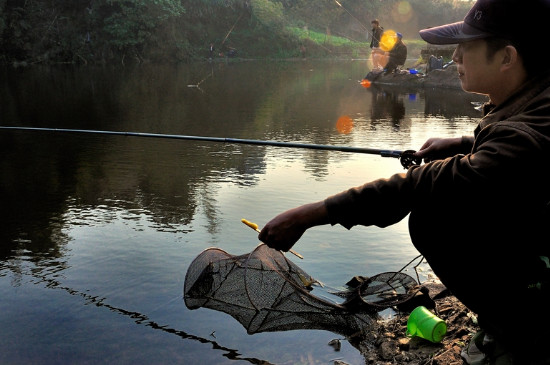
[363,62,462,91]
[354,281,480,364]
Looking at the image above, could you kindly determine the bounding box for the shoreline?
[354,282,479,364]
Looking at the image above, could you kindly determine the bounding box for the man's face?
[453,39,502,96]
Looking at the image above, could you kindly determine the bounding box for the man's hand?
[258,201,329,252]
[414,137,465,162]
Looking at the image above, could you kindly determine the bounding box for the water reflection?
[423,87,486,118]
[0,61,486,364]
[370,86,407,126]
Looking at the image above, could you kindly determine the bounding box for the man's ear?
[501,45,518,70]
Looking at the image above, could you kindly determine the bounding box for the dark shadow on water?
[28,265,276,365]
[369,83,487,120]
[370,86,407,127]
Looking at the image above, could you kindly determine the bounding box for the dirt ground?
[348,281,480,365]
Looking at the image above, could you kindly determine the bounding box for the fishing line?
[334,0,371,35]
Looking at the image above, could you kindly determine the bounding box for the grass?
[286,26,430,61]
[287,26,367,48]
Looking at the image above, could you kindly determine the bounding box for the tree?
[95,0,185,60]
[250,0,284,31]
[0,0,474,65]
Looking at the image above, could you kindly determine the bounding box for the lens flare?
[336,115,354,134]
[392,1,413,23]
[379,29,398,52]
[371,50,389,69]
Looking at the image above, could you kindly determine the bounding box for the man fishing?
[369,19,385,70]
[384,32,407,74]
[259,0,550,363]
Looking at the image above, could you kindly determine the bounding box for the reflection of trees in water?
[1,229,70,288]
[1,62,490,364]
[0,129,278,363]
[0,133,72,262]
[0,132,242,259]
[197,184,221,236]
[304,150,330,180]
[0,62,487,270]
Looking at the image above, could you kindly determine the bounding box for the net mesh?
[335,272,420,309]
[184,244,419,336]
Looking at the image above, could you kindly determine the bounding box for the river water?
[0,60,487,364]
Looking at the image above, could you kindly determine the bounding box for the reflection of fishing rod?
[334,0,370,35]
[187,68,213,89]
[0,126,421,168]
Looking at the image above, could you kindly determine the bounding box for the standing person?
[384,32,407,74]
[208,43,214,59]
[369,19,385,70]
[300,44,306,59]
[259,0,550,363]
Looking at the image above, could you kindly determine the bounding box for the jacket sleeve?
[324,171,414,230]
[324,121,547,231]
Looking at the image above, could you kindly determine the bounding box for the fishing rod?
[221,13,243,46]
[0,126,421,168]
[334,0,370,35]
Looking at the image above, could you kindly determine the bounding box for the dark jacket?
[370,27,383,49]
[385,40,407,73]
[389,40,407,66]
[325,71,550,352]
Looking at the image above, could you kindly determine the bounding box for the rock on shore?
[352,281,480,365]
[366,64,462,90]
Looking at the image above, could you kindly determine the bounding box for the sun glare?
[379,29,398,52]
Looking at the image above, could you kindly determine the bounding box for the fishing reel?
[399,150,422,169]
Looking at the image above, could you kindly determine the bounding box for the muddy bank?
[351,282,480,364]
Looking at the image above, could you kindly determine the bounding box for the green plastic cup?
[406,306,447,343]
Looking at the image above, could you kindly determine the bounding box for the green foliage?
[0,0,474,64]
[288,26,363,47]
[99,0,185,49]
[250,0,285,31]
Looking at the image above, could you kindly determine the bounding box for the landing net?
[184,244,419,336]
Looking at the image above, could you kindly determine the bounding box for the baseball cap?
[419,0,550,45]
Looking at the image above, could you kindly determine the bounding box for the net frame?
[184,244,421,336]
